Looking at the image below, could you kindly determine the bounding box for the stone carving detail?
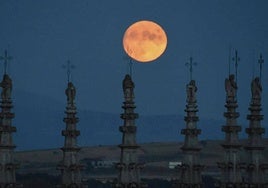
[0,74,12,100]
[123,74,134,100]
[251,77,262,103]
[225,74,237,102]
[186,80,197,102]
[65,82,76,105]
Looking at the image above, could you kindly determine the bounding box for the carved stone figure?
[123,74,134,100]
[0,74,12,100]
[225,74,237,102]
[65,82,76,105]
[251,77,262,101]
[186,80,197,102]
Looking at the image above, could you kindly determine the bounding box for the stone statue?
[225,74,237,102]
[123,74,134,100]
[65,82,76,105]
[251,77,262,101]
[0,74,12,100]
[186,80,197,102]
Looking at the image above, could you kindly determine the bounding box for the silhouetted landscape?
[14,140,268,187]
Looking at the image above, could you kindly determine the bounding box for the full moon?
[123,20,167,63]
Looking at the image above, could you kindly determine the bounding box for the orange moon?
[123,20,167,63]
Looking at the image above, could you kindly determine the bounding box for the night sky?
[0,1,267,147]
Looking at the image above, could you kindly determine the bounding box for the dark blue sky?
[0,1,267,125]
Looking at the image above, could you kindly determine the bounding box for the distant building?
[169,162,182,169]
[91,160,117,169]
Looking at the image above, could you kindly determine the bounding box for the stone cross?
[129,58,133,77]
[185,57,197,81]
[0,50,12,74]
[258,54,264,83]
[62,60,75,83]
[232,50,240,83]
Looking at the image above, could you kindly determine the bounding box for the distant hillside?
[15,139,268,179]
[12,89,266,151]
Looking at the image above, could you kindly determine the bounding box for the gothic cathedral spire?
[115,74,146,188]
[0,50,22,188]
[217,74,244,187]
[57,81,87,188]
[176,79,203,188]
[244,77,268,186]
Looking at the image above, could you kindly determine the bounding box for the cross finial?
[185,57,197,81]
[124,55,133,77]
[251,50,256,80]
[258,53,264,83]
[228,46,232,75]
[0,50,12,74]
[232,50,240,83]
[128,58,133,77]
[62,60,75,83]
